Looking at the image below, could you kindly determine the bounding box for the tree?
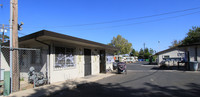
[144,48,149,54]
[144,48,150,59]
[138,48,155,59]
[108,35,132,54]
[169,40,182,48]
[149,48,154,55]
[182,26,200,45]
[144,53,150,59]
[130,48,139,56]
[138,48,144,59]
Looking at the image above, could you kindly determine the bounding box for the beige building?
[178,42,200,64]
[155,47,185,66]
[0,30,117,83]
[155,42,200,69]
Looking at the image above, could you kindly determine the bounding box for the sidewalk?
[8,73,115,97]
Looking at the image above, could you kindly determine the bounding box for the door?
[187,51,190,62]
[100,50,106,73]
[84,49,91,76]
[195,47,197,61]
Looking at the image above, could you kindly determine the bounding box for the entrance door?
[84,49,91,76]
[100,50,106,73]
[186,51,190,62]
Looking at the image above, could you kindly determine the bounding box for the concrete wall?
[0,49,10,71]
[180,45,200,70]
[91,49,100,75]
[50,47,85,83]
[1,43,115,83]
[158,55,162,66]
[157,49,185,66]
[188,47,195,62]
[105,50,114,71]
[50,46,102,83]
[197,46,200,63]
[186,46,200,63]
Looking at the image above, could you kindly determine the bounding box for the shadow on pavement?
[143,62,158,65]
[10,75,200,97]
[151,66,187,71]
[37,82,200,97]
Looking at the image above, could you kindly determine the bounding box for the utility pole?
[0,24,9,43]
[158,41,160,52]
[144,43,145,52]
[2,24,4,42]
[0,3,7,43]
[10,0,19,92]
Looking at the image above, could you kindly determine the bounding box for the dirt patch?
[20,81,34,90]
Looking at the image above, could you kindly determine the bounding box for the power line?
[21,10,200,36]
[36,6,200,28]
[18,32,26,36]
[85,10,200,30]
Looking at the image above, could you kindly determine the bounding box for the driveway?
[47,62,200,97]
[126,61,158,70]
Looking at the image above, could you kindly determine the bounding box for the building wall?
[180,45,200,70]
[158,55,162,66]
[50,47,85,83]
[0,51,10,71]
[197,46,200,70]
[1,43,114,83]
[157,49,184,66]
[50,46,102,83]
[105,50,114,71]
[91,49,100,75]
[188,47,195,62]
[187,46,200,63]
[197,46,200,63]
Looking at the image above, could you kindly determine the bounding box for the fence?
[0,46,48,93]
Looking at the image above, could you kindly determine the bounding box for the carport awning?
[18,30,118,50]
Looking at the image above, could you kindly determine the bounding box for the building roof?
[155,42,200,55]
[15,30,118,50]
[154,46,178,55]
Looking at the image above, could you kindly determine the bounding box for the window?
[177,53,185,57]
[163,55,170,61]
[164,55,170,58]
[55,47,75,68]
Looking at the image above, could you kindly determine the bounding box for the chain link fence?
[0,46,48,91]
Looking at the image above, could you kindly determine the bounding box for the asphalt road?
[47,62,200,97]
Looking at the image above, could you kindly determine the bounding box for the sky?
[0,0,200,52]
